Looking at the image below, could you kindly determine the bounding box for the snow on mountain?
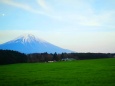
[0,34,72,54]
[9,34,47,44]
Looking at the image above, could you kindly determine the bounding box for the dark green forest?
[0,50,114,65]
[0,50,27,65]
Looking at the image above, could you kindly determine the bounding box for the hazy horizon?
[0,0,115,53]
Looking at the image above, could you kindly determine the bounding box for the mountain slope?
[0,34,72,54]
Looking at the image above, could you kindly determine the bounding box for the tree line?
[0,50,115,65]
[0,50,27,65]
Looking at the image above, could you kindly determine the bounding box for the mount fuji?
[0,34,72,54]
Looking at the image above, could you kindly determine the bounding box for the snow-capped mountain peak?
[20,34,37,43]
[21,34,35,40]
[17,34,36,43]
[11,34,46,44]
[0,34,72,54]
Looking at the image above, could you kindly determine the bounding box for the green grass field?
[0,58,115,86]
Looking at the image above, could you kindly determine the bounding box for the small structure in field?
[61,58,75,61]
[48,60,56,63]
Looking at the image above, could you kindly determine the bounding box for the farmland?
[0,58,115,86]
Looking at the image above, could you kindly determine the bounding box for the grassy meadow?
[0,58,115,86]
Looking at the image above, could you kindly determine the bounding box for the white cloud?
[0,0,56,19]
[0,0,45,15]
[49,0,115,27]
[1,0,115,28]
[36,0,52,12]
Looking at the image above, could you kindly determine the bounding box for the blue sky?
[0,0,115,53]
